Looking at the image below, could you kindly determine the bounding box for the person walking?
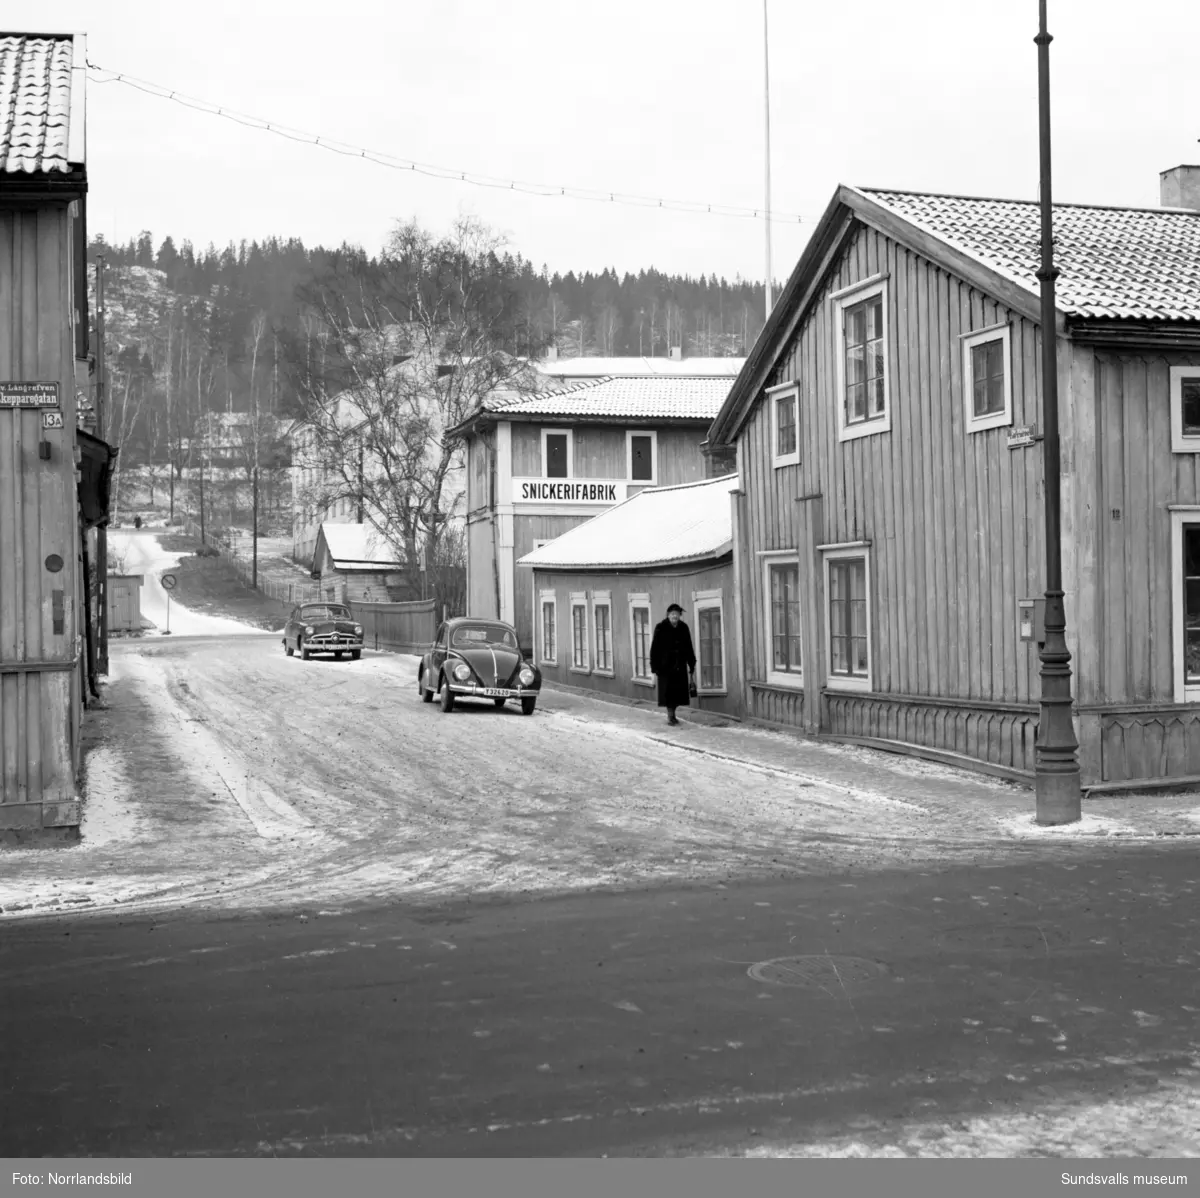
[649,602,696,726]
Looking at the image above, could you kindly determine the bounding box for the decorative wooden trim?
[765,379,799,394]
[1078,700,1200,714]
[816,539,871,551]
[824,689,1038,715]
[829,272,890,301]
[819,734,1035,785]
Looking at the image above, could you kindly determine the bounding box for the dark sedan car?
[417,617,542,714]
[282,602,364,661]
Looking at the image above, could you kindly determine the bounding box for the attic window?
[833,277,891,443]
[962,323,1013,433]
[768,382,800,468]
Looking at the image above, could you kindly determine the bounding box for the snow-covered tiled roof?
[318,522,402,569]
[858,186,1200,322]
[484,375,734,421]
[537,356,746,378]
[0,33,78,174]
[518,474,738,571]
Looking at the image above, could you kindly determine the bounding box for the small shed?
[311,522,413,603]
[518,474,742,716]
[105,575,143,634]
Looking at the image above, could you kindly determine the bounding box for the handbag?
[688,675,698,698]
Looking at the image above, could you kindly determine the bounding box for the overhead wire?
[85,62,818,227]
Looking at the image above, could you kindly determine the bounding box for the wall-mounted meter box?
[1018,598,1046,643]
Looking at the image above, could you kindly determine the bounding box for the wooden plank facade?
[708,180,1200,789]
[0,34,90,832]
[527,561,741,717]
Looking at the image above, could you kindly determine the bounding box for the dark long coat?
[649,618,697,708]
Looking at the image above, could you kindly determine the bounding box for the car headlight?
[518,666,535,686]
[353,625,362,635]
[453,662,472,682]
[304,625,314,635]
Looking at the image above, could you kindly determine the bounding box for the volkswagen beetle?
[417,617,542,714]
[283,602,364,661]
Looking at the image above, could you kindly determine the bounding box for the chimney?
[1160,165,1200,210]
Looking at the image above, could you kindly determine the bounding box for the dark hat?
[666,603,683,614]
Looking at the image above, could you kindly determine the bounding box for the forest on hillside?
[87,228,770,459]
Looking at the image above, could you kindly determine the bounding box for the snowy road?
[3,629,1199,922]
[108,530,264,636]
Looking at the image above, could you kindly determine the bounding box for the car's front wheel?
[440,678,455,713]
[521,697,536,716]
[350,649,361,661]
[299,639,310,661]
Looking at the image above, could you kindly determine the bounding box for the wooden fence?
[350,599,438,654]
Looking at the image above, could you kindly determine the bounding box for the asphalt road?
[2,846,1198,1157]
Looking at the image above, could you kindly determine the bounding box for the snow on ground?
[109,530,264,637]
[3,633,1200,923]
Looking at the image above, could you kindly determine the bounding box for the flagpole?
[763,0,773,318]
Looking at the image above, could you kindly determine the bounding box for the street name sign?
[0,381,60,407]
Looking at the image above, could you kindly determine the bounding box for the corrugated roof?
[484,375,734,420]
[0,33,76,174]
[318,522,403,569]
[517,473,738,571]
[858,186,1200,322]
[537,356,746,378]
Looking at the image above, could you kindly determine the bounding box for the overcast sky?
[38,0,1200,283]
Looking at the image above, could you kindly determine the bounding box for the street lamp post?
[1034,0,1082,825]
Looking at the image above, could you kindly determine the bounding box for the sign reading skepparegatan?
[0,381,60,407]
[514,478,627,504]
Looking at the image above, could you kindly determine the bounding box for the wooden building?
[519,474,741,716]
[449,374,739,654]
[105,574,144,634]
[706,173,1200,790]
[0,32,94,835]
[311,521,411,604]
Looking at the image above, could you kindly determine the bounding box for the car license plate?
[482,687,510,697]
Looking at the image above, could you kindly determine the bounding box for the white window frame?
[539,590,558,666]
[629,592,654,687]
[1169,366,1200,454]
[626,430,658,484]
[691,589,727,696]
[1170,507,1200,703]
[591,589,614,676]
[822,543,873,693]
[541,427,574,479]
[569,591,590,674]
[962,322,1013,433]
[833,275,891,444]
[761,551,803,690]
[768,381,801,468]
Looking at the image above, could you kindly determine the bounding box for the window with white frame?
[629,595,652,684]
[1171,510,1200,701]
[592,591,613,673]
[542,428,573,478]
[692,591,726,693]
[1170,367,1200,454]
[540,592,557,665]
[962,323,1013,432]
[763,554,803,687]
[569,593,589,671]
[769,382,800,468]
[823,546,872,692]
[627,431,656,482]
[834,278,890,442]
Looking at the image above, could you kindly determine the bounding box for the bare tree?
[282,216,553,609]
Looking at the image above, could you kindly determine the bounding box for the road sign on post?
[160,573,176,636]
